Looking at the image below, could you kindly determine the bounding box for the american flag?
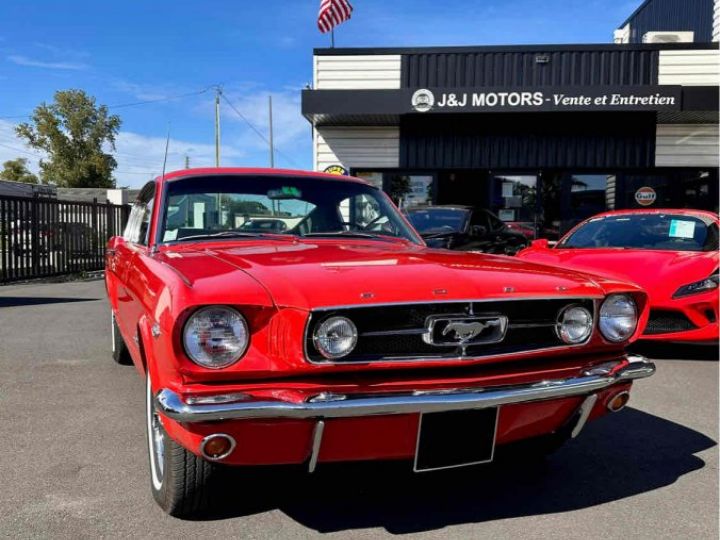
[317,0,353,34]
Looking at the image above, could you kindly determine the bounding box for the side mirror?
[471,225,487,236]
[530,238,550,249]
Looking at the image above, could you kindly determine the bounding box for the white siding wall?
[658,50,720,85]
[655,124,720,167]
[314,127,400,171]
[714,0,720,41]
[314,55,402,89]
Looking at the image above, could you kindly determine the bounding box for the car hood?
[158,240,630,310]
[518,248,719,301]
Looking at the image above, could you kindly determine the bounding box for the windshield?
[559,213,719,252]
[406,208,469,234]
[160,175,421,244]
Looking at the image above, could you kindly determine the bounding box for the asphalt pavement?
[0,279,717,539]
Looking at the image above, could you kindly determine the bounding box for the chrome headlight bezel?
[555,304,594,344]
[313,316,358,359]
[599,294,638,343]
[182,306,249,369]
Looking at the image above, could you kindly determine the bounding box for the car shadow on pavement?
[629,342,719,361]
[200,408,716,533]
[0,296,98,308]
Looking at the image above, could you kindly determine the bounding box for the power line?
[108,86,214,110]
[0,85,215,120]
[219,92,300,168]
[0,141,157,175]
[0,141,42,158]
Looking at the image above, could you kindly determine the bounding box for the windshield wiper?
[299,231,393,241]
[174,231,269,242]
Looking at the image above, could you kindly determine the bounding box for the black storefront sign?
[409,86,682,113]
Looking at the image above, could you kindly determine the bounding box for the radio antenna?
[161,123,171,178]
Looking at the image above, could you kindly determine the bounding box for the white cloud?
[112,131,247,188]
[200,86,310,168]
[7,54,88,71]
[109,79,196,102]
[0,120,43,173]
[0,120,248,188]
[33,43,90,59]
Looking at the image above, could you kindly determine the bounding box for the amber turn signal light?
[607,391,630,413]
[200,434,236,460]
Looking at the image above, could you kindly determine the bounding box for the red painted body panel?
[518,209,719,344]
[106,168,651,467]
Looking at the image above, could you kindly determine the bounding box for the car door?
[113,182,156,348]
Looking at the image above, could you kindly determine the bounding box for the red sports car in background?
[518,209,719,344]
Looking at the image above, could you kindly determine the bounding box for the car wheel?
[146,375,217,518]
[111,311,132,365]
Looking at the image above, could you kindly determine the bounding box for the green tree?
[386,174,411,205]
[16,89,121,188]
[0,157,39,184]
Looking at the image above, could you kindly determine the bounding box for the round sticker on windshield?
[634,186,656,206]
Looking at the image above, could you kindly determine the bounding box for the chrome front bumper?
[155,355,655,424]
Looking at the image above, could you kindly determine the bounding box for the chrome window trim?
[303,297,599,365]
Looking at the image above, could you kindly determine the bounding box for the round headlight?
[313,316,358,359]
[599,294,638,342]
[182,306,249,368]
[556,305,593,344]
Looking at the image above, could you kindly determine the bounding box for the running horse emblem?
[442,320,499,342]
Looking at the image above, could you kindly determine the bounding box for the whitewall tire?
[145,374,217,517]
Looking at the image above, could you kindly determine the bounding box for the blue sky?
[0,0,641,187]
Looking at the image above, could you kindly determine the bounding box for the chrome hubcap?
[147,377,164,488]
[151,413,165,478]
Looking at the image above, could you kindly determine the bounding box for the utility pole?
[214,87,221,167]
[184,155,190,169]
[268,95,275,168]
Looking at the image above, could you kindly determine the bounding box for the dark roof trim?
[314,42,718,55]
[619,0,654,28]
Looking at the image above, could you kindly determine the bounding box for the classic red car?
[518,209,719,344]
[106,168,655,517]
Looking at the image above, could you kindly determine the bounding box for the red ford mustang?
[518,209,719,344]
[106,168,655,517]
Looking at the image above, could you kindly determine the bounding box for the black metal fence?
[0,194,129,283]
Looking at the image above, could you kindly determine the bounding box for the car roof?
[406,205,473,211]
[590,208,719,221]
[157,167,371,186]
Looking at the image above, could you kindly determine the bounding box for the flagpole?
[331,27,335,48]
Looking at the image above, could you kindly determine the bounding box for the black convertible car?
[405,205,529,255]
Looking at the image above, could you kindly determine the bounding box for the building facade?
[302,9,719,238]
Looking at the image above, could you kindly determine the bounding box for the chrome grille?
[305,298,596,363]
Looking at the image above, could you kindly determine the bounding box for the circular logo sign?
[323,165,348,176]
[411,89,435,113]
[634,186,657,206]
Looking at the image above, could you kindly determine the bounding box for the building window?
[354,172,384,190]
[540,173,614,239]
[490,174,539,236]
[619,170,719,212]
